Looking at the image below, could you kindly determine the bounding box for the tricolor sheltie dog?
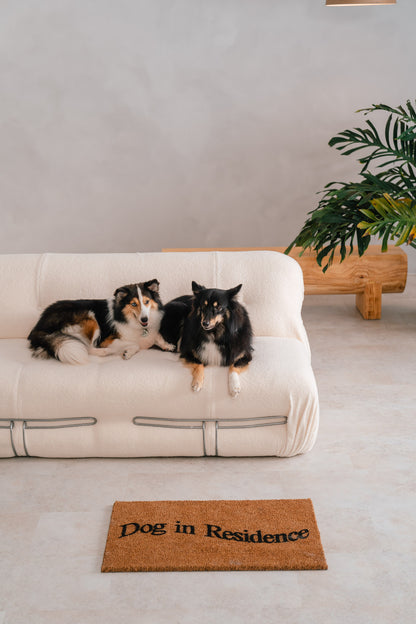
[160,281,253,397]
[28,279,174,364]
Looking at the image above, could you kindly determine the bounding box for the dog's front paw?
[189,363,204,393]
[155,335,177,352]
[229,371,241,398]
[191,380,203,393]
[122,346,140,360]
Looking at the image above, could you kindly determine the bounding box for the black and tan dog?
[28,280,174,364]
[160,281,253,397]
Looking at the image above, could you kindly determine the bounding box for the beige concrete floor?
[1,276,415,624]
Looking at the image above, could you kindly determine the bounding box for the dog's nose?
[141,317,148,325]
[202,320,210,329]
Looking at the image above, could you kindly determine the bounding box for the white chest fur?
[198,336,223,366]
[116,309,163,349]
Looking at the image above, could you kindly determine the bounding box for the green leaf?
[396,224,413,246]
[381,225,392,252]
[359,209,377,220]
[286,100,416,271]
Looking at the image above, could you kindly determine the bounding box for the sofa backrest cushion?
[0,251,309,352]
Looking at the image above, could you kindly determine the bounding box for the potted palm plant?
[286,100,416,272]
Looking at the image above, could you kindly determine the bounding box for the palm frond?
[358,195,416,251]
[329,102,416,174]
[286,100,416,270]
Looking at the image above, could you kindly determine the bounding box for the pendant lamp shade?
[326,1,396,5]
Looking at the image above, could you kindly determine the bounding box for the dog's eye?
[131,302,137,307]
[143,298,150,305]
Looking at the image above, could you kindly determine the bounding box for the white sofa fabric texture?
[0,251,319,458]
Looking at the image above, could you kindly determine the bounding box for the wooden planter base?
[162,245,408,320]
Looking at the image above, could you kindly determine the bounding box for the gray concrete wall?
[1,0,415,271]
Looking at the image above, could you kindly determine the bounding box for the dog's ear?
[113,285,132,303]
[144,279,160,293]
[227,284,242,300]
[192,281,205,295]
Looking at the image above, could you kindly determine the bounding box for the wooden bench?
[162,245,408,320]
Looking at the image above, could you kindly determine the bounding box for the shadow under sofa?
[0,250,319,458]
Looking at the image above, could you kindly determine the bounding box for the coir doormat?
[101,499,327,572]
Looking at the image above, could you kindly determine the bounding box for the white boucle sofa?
[0,251,319,458]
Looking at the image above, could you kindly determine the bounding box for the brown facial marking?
[123,297,141,320]
[213,301,218,307]
[149,299,158,310]
[211,313,224,327]
[201,312,224,330]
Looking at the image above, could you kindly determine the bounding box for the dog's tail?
[29,331,89,365]
[55,338,89,364]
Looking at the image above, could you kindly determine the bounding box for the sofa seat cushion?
[0,337,318,458]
